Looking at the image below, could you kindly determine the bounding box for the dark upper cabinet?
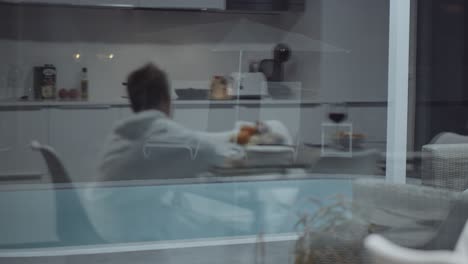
[0,0,305,12]
[226,0,304,12]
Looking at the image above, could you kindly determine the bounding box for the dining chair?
[30,140,105,246]
[30,141,69,184]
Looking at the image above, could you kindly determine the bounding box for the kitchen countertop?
[0,99,388,108]
[0,99,319,108]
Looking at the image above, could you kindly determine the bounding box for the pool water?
[0,179,353,249]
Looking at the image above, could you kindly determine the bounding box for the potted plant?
[293,195,371,264]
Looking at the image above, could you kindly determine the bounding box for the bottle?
[80,67,88,100]
[39,64,57,100]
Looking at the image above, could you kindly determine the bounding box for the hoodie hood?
[114,110,167,140]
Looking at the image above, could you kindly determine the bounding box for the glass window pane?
[2,1,464,264]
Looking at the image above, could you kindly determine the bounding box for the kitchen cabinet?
[205,107,237,132]
[173,107,236,132]
[0,0,23,3]
[0,107,48,183]
[118,106,133,120]
[0,102,386,184]
[78,0,137,7]
[173,108,211,132]
[119,104,237,132]
[299,106,325,144]
[48,106,120,182]
[138,0,225,10]
[0,0,136,6]
[21,0,78,4]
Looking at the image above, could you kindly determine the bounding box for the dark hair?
[126,63,171,113]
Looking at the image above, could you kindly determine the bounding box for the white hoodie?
[87,112,291,242]
[98,110,238,181]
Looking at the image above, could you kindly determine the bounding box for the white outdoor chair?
[422,143,468,191]
[430,132,468,145]
[421,132,468,191]
[364,220,468,264]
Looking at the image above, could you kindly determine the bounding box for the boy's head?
[126,63,171,115]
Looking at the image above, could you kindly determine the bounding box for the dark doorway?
[415,0,468,149]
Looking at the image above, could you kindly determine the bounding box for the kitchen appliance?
[230,72,267,99]
[175,88,209,100]
[259,43,291,82]
[256,43,293,99]
[267,82,293,99]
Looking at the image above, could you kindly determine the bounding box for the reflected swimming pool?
[0,177,354,250]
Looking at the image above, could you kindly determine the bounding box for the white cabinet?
[299,106,325,144]
[206,107,237,132]
[118,106,133,120]
[119,104,238,133]
[48,106,120,182]
[0,103,330,184]
[173,106,236,132]
[0,107,48,182]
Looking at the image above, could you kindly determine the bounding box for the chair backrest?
[30,141,70,184]
[364,234,461,264]
[422,144,468,191]
[455,214,468,261]
[423,192,468,251]
[30,141,105,245]
[430,132,468,145]
[365,219,468,264]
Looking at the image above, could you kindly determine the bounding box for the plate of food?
[230,121,291,146]
[230,122,296,166]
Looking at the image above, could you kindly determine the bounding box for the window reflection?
[0,1,467,264]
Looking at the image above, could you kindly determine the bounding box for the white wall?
[0,5,280,101]
[281,0,389,102]
[0,2,390,148]
[280,0,390,146]
[0,1,390,103]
